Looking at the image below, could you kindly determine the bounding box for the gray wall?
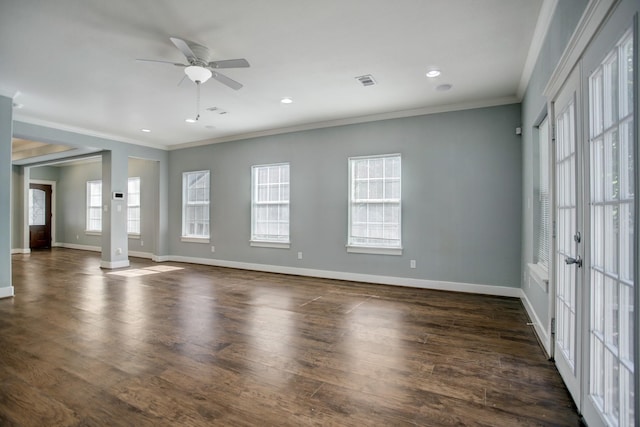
[56,161,102,247]
[169,104,522,288]
[35,158,159,254]
[520,0,589,322]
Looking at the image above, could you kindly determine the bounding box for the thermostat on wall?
[112,192,124,200]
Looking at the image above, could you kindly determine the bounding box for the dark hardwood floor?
[1,248,580,426]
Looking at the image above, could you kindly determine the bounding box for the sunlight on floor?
[107,265,184,277]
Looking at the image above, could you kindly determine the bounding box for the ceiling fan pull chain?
[195,82,201,121]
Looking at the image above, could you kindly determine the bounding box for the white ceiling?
[0,0,547,150]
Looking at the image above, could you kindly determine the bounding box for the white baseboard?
[49,246,522,298]
[0,286,14,299]
[11,248,30,254]
[58,242,101,252]
[521,290,551,358]
[129,250,154,260]
[100,259,130,269]
[166,255,522,298]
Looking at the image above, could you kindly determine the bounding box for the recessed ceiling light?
[140,128,151,133]
[280,97,293,104]
[185,118,196,123]
[426,69,441,78]
[436,83,453,92]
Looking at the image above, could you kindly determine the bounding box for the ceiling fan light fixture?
[185,65,212,83]
[185,118,197,123]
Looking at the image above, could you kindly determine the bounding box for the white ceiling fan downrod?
[194,81,202,121]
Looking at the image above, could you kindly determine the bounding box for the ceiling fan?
[138,37,250,90]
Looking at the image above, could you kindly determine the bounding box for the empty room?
[0,0,638,426]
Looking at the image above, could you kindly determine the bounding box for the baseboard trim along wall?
[129,250,155,260]
[10,248,30,254]
[49,245,522,298]
[58,243,101,252]
[167,255,522,298]
[100,260,130,269]
[520,291,551,358]
[0,286,15,299]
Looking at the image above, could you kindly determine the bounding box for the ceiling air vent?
[355,74,376,87]
[206,106,228,115]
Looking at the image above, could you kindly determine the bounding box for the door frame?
[25,179,56,252]
[549,63,584,407]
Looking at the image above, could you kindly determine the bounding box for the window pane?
[251,164,290,242]
[29,189,46,226]
[87,181,102,231]
[348,155,401,248]
[182,171,210,237]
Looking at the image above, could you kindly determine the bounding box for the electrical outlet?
[140,240,144,247]
[297,252,303,260]
[76,234,79,240]
[211,246,215,253]
[410,260,416,269]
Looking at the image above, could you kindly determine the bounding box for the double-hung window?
[348,154,402,255]
[251,163,290,247]
[127,177,141,235]
[181,170,210,241]
[86,180,102,232]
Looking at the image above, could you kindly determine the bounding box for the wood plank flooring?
[1,248,581,426]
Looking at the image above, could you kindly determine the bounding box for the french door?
[551,8,636,426]
[553,66,583,406]
[582,25,636,427]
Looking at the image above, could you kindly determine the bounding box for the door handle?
[565,255,582,268]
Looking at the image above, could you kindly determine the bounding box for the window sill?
[181,236,210,244]
[250,240,291,249]
[527,263,549,292]
[85,231,101,236]
[128,233,141,240]
[346,245,403,256]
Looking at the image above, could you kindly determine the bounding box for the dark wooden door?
[29,183,52,249]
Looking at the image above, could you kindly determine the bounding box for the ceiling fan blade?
[170,37,198,62]
[137,58,186,67]
[208,58,250,69]
[210,71,243,90]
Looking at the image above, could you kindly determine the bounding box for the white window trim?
[86,180,102,233]
[181,236,210,244]
[347,153,403,255]
[527,262,549,292]
[127,177,141,236]
[250,162,290,247]
[250,240,290,249]
[181,170,211,240]
[346,245,403,256]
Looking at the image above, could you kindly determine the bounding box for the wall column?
[100,149,129,269]
[0,96,14,298]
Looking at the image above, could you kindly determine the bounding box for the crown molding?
[543,0,618,98]
[517,0,559,98]
[168,96,520,151]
